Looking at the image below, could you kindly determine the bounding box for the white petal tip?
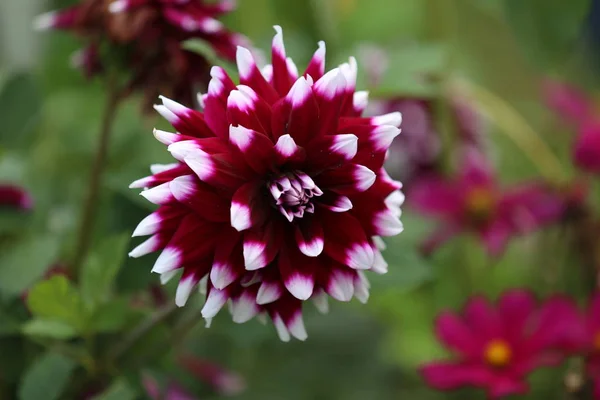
[108,0,126,13]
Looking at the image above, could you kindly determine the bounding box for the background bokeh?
[0,0,597,398]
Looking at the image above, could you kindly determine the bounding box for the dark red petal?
[279,241,316,300]
[155,96,214,138]
[316,163,376,195]
[321,212,374,270]
[170,175,229,222]
[230,181,269,232]
[313,68,347,136]
[294,217,324,257]
[132,205,187,237]
[304,41,326,81]
[229,125,274,174]
[203,67,237,139]
[151,215,220,274]
[211,230,244,289]
[305,133,358,172]
[242,221,281,270]
[271,26,293,96]
[236,46,279,104]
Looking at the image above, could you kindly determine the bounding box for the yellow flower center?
[594,332,600,352]
[465,187,495,221]
[484,339,512,367]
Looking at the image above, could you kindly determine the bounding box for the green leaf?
[182,39,238,78]
[18,352,76,400]
[0,236,60,299]
[90,378,138,400]
[22,319,78,340]
[80,233,130,309]
[90,299,142,333]
[0,72,42,150]
[502,0,591,68]
[26,275,85,332]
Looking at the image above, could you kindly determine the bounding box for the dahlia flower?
[410,148,565,256]
[129,27,404,340]
[544,80,600,174]
[0,184,33,210]
[420,290,577,399]
[34,0,244,109]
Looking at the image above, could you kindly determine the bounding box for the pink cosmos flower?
[0,184,33,210]
[410,148,565,256]
[129,27,404,341]
[544,80,600,174]
[34,0,244,110]
[420,290,578,399]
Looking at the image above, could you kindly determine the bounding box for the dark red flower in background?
[409,148,566,256]
[0,184,33,211]
[34,0,244,109]
[129,27,404,340]
[544,80,600,174]
[420,290,578,399]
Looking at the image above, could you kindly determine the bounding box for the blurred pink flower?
[142,375,197,400]
[544,80,600,174]
[0,184,33,210]
[420,290,578,399]
[179,355,246,396]
[410,149,566,256]
[370,98,440,183]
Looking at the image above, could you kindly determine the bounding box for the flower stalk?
[71,77,123,277]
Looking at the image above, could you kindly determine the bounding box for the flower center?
[465,187,495,220]
[594,332,600,352]
[484,339,512,367]
[268,171,323,222]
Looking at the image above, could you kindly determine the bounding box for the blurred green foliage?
[0,0,596,398]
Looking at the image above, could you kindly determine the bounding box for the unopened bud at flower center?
[268,171,323,222]
[484,339,512,367]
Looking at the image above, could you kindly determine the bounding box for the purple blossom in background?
[544,79,600,174]
[409,149,566,256]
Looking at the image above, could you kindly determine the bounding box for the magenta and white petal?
[242,227,278,270]
[140,182,176,205]
[231,287,261,323]
[274,134,304,164]
[170,175,229,222]
[317,163,376,194]
[152,247,182,274]
[175,269,201,307]
[311,289,329,314]
[229,125,274,173]
[201,286,230,319]
[230,182,268,231]
[324,265,355,302]
[353,271,370,303]
[304,40,326,81]
[294,219,324,257]
[322,212,375,270]
[373,208,404,236]
[256,280,283,305]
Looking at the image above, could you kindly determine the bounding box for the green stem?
[453,79,567,185]
[71,79,122,277]
[107,302,178,364]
